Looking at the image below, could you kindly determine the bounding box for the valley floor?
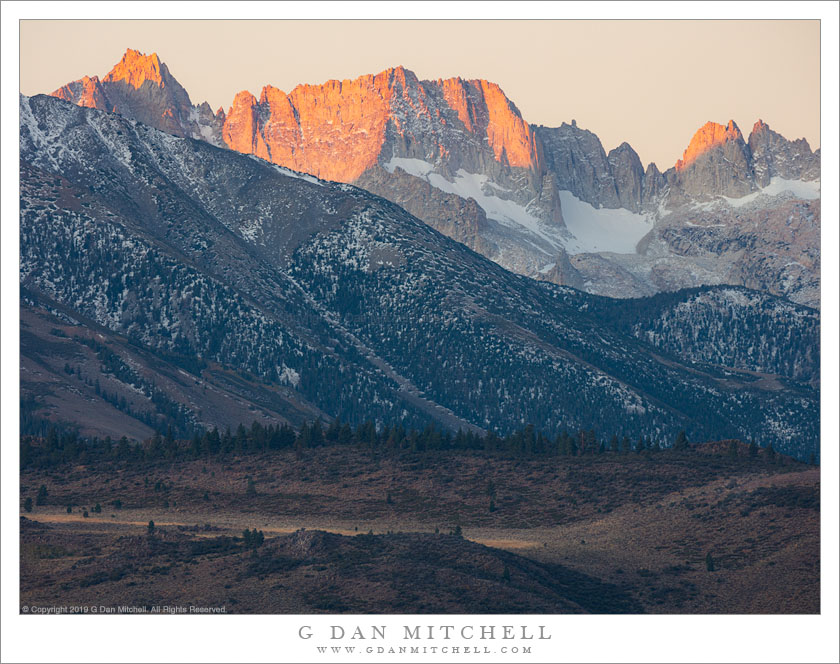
[20,448,819,614]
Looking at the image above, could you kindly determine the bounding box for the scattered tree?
[242,528,265,549]
[24,497,33,513]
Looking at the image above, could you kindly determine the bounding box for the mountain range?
[19,92,819,460]
[51,49,821,307]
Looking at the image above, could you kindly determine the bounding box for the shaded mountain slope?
[20,94,818,459]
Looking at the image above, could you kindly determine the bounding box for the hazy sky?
[20,20,820,169]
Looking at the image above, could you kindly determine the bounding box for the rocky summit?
[51,50,821,306]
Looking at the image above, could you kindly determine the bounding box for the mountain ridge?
[20,93,819,460]
[49,51,820,305]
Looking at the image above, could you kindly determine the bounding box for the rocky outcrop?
[748,119,821,185]
[608,142,646,212]
[537,248,585,289]
[534,123,659,213]
[355,165,494,257]
[535,122,622,209]
[643,162,666,203]
[669,120,755,200]
[52,75,110,110]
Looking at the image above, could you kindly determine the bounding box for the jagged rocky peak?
[534,121,618,208]
[669,119,755,199]
[643,161,665,203]
[102,48,167,88]
[50,48,223,145]
[52,75,109,110]
[748,118,820,185]
[534,122,651,212]
[675,120,746,171]
[607,142,645,212]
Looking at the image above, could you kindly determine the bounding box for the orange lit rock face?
[675,120,744,171]
[221,66,542,182]
[52,75,110,110]
[103,49,166,89]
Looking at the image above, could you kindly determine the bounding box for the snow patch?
[722,177,820,207]
[384,157,436,178]
[557,191,654,254]
[247,154,324,186]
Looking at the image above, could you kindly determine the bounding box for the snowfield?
[722,177,821,207]
[557,191,654,254]
[384,157,654,255]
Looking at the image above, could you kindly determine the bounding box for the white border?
[2,3,838,663]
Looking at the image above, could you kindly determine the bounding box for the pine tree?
[338,423,353,445]
[36,485,48,506]
[24,497,33,513]
[621,436,631,454]
[705,552,715,572]
[147,520,155,535]
[674,430,688,451]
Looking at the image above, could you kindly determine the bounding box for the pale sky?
[20,20,820,169]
